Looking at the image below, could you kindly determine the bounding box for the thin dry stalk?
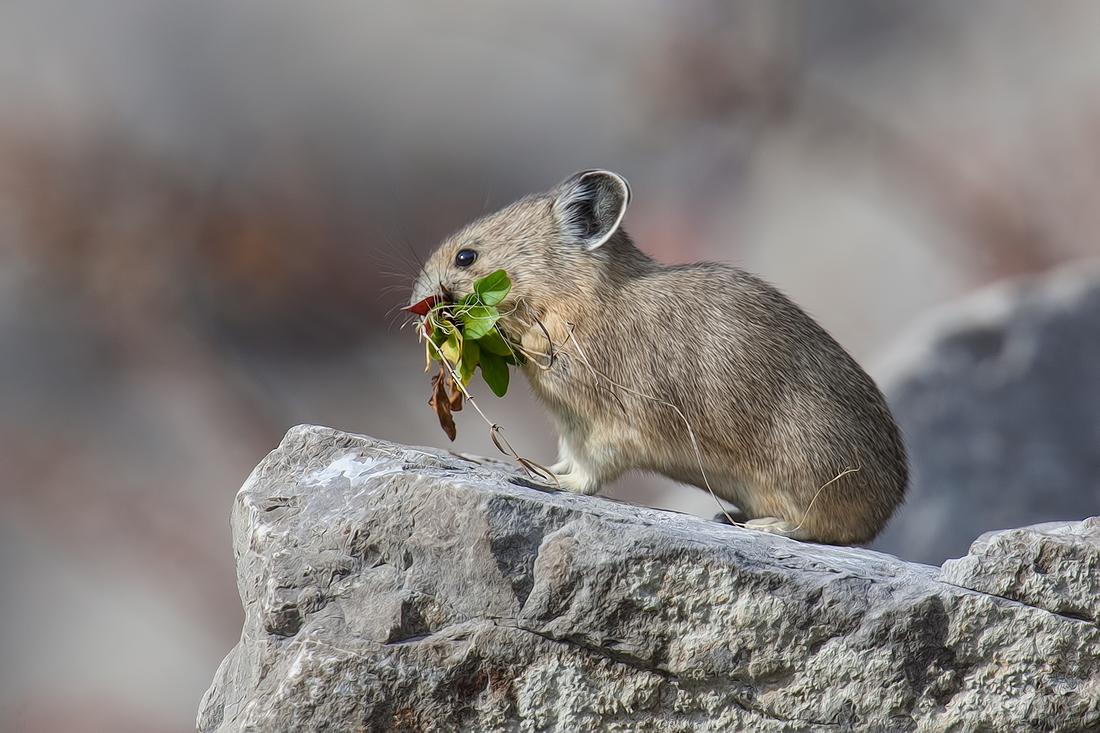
[787,456,862,535]
[509,304,555,370]
[419,309,858,536]
[422,325,557,485]
[564,322,862,536]
[564,322,739,526]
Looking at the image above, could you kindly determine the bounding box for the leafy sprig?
[409,269,525,439]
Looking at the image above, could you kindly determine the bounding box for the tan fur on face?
[411,172,907,545]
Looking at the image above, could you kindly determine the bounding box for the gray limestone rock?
[198,426,1100,732]
[940,517,1100,625]
[872,262,1100,565]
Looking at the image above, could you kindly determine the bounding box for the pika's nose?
[408,273,447,310]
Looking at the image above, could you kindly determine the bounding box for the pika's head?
[409,170,631,319]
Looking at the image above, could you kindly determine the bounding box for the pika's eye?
[454,249,477,268]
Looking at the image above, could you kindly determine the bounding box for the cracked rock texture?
[874,262,1100,565]
[941,517,1100,625]
[198,426,1100,732]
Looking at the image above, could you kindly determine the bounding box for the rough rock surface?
[872,262,1100,565]
[199,426,1100,732]
[940,517,1100,625]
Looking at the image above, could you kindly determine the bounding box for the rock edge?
[199,425,1100,732]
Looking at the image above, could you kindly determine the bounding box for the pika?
[410,170,907,544]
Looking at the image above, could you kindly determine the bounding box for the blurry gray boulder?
[872,262,1100,565]
[198,426,1100,733]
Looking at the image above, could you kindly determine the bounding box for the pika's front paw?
[548,459,573,475]
[553,468,601,496]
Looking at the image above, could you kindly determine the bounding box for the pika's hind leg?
[744,517,809,540]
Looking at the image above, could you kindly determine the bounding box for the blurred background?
[3,1,1100,730]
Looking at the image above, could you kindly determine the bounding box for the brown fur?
[410,171,907,544]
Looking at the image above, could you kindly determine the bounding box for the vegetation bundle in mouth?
[407,269,525,440]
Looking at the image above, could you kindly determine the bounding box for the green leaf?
[457,339,479,385]
[474,269,511,307]
[461,305,500,340]
[416,269,520,414]
[479,349,510,397]
[430,323,449,347]
[441,330,462,365]
[476,327,513,356]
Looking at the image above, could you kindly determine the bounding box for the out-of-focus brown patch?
[0,126,388,350]
[0,693,186,733]
[643,0,801,128]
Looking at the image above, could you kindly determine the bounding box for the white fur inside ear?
[554,170,631,251]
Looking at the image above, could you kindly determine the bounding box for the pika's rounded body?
[410,171,907,544]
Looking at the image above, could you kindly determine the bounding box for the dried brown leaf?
[428,367,457,441]
[447,372,464,412]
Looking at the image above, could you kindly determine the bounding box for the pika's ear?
[552,169,631,251]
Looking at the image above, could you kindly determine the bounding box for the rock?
[872,262,1100,565]
[940,517,1100,625]
[198,426,1100,732]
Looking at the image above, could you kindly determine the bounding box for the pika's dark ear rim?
[553,169,631,251]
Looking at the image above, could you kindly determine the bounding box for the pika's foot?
[744,517,799,537]
[549,459,573,475]
[553,467,601,495]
